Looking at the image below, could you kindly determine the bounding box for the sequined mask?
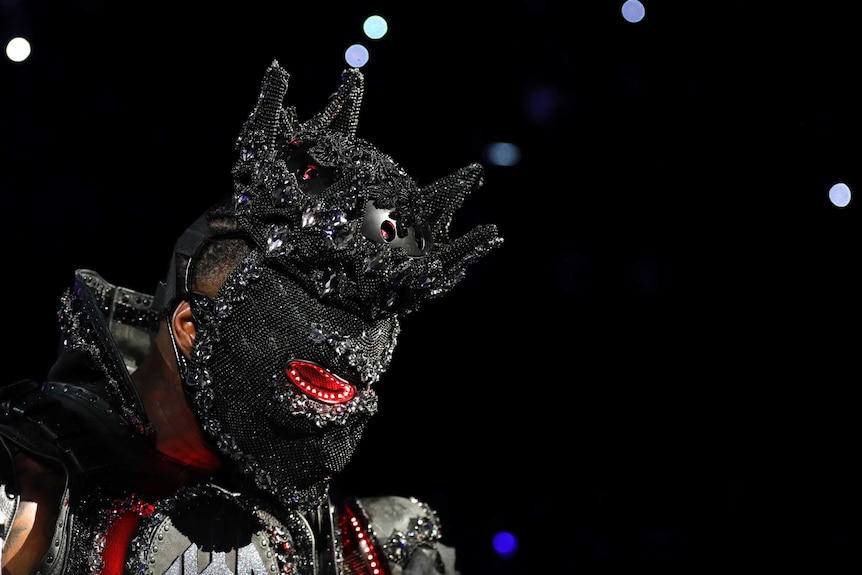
[155,60,503,512]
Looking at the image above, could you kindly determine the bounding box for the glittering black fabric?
[0,271,459,574]
[185,253,398,511]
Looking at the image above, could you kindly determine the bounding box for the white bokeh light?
[622,0,646,23]
[344,44,369,68]
[363,15,388,39]
[829,182,852,208]
[6,36,31,62]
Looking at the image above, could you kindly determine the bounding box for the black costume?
[0,61,501,574]
[1,270,452,574]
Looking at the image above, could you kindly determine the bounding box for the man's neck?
[131,347,222,473]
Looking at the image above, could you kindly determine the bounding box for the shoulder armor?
[0,379,138,490]
[341,495,460,575]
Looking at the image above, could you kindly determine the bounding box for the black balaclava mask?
[154,61,503,512]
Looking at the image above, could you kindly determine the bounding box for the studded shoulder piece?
[339,495,459,575]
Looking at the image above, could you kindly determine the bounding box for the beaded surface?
[230,61,503,321]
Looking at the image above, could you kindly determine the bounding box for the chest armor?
[41,484,334,575]
[124,486,323,575]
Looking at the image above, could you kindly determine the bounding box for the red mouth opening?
[286,360,356,404]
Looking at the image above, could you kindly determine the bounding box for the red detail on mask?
[287,360,356,404]
[379,219,396,242]
[302,164,319,180]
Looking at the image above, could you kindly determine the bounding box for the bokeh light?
[621,0,646,23]
[344,44,370,68]
[5,36,31,62]
[829,182,852,208]
[492,531,518,559]
[363,14,388,39]
[485,142,521,167]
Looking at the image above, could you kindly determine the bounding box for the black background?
[2,1,862,573]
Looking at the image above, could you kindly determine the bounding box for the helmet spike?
[423,162,485,241]
[239,60,291,152]
[434,223,503,276]
[301,67,364,138]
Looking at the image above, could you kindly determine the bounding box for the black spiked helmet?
[230,60,503,320]
[157,61,503,512]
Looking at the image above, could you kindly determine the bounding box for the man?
[0,60,502,575]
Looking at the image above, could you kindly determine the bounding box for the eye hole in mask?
[286,360,356,404]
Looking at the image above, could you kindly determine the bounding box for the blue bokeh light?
[492,531,518,559]
[525,85,561,126]
[622,0,646,23]
[484,142,521,167]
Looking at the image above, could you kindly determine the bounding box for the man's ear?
[170,299,197,357]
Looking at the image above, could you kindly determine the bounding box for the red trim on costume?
[100,512,140,575]
[100,497,155,575]
[339,501,391,575]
